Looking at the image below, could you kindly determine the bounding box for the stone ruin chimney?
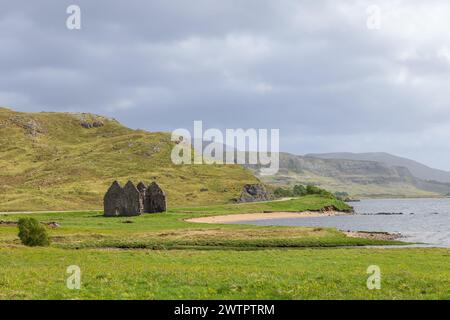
[104,181,167,217]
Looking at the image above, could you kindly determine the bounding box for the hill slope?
[307,152,450,183]
[0,107,258,211]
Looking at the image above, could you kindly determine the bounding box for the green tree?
[293,185,307,196]
[17,218,50,247]
[274,187,293,198]
[306,185,335,198]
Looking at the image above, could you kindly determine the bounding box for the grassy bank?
[0,196,398,249]
[174,195,352,215]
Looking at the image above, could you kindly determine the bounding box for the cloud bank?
[1,0,450,169]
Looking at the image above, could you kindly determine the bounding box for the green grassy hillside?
[0,107,258,211]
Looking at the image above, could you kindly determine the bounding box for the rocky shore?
[343,230,403,241]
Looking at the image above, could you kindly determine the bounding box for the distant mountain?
[307,152,450,183]
[172,138,450,198]
[248,152,450,198]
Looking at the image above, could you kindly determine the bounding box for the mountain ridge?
[249,152,450,198]
[307,152,450,183]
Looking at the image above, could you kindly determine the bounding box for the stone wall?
[123,181,141,216]
[146,182,167,213]
[103,181,127,216]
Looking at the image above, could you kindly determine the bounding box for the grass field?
[0,195,449,300]
[1,247,449,300]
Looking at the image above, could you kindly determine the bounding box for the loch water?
[233,198,450,247]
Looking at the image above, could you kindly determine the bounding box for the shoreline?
[186,211,404,242]
[343,230,403,241]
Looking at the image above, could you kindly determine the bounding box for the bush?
[292,185,307,196]
[306,185,335,198]
[273,184,336,199]
[274,187,293,198]
[17,218,50,247]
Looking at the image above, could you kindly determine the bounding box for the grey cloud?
[1,0,450,169]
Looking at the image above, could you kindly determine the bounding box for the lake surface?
[233,198,450,247]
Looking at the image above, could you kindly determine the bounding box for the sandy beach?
[186,210,347,224]
[186,210,404,241]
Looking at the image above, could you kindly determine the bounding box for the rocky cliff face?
[279,154,417,185]
[308,152,450,184]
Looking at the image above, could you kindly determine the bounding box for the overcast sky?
[2,1,450,169]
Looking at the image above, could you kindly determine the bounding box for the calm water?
[234,198,450,247]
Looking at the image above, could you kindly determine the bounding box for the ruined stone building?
[104,181,167,216]
[137,181,167,213]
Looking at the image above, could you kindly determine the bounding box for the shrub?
[306,184,320,194]
[17,218,50,247]
[274,184,336,199]
[274,187,293,198]
[306,185,335,198]
[293,184,307,196]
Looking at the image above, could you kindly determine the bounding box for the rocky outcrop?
[344,230,403,241]
[237,184,271,203]
[320,205,354,213]
[74,113,105,129]
[6,116,46,137]
[80,120,104,128]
